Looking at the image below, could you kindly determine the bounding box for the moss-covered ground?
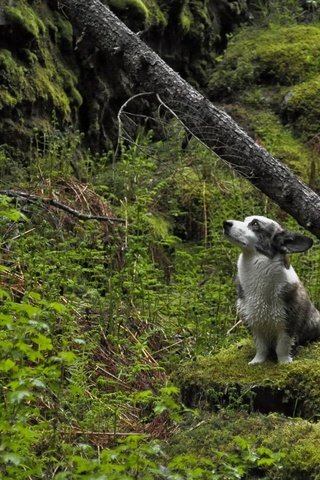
[172,335,320,478]
[167,410,320,479]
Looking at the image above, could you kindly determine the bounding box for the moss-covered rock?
[4,1,46,40]
[167,410,320,479]
[209,24,320,96]
[176,338,320,418]
[106,0,167,26]
[284,76,320,140]
[0,0,81,158]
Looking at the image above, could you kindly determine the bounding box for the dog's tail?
[299,307,320,344]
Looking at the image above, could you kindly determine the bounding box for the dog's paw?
[278,356,293,364]
[248,357,266,365]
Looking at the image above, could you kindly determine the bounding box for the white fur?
[237,251,297,364]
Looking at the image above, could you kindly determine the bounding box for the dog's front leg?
[249,334,269,364]
[276,332,293,363]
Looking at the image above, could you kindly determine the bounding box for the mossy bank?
[176,338,320,418]
[209,21,320,181]
[0,0,81,156]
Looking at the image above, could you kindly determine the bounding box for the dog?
[223,215,320,364]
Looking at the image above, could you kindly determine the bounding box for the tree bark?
[61,0,320,238]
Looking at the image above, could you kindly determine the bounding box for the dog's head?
[223,215,313,257]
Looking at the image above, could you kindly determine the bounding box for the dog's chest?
[237,254,297,330]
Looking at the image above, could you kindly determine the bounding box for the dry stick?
[114,91,154,167]
[0,190,124,224]
[226,319,242,335]
[59,430,139,436]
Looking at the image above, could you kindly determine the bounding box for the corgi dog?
[223,215,320,364]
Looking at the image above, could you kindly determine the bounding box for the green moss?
[176,339,320,418]
[245,108,313,176]
[0,5,82,120]
[107,0,167,26]
[108,0,149,19]
[0,49,26,109]
[0,90,17,109]
[284,76,320,140]
[209,21,320,168]
[4,1,46,40]
[180,3,193,32]
[46,11,73,48]
[167,410,320,479]
[209,24,320,95]
[62,70,83,108]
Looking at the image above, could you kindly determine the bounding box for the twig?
[0,190,124,224]
[59,429,140,436]
[153,339,184,355]
[114,91,155,167]
[156,94,212,154]
[226,319,242,335]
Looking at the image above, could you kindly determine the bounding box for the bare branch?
[0,190,124,224]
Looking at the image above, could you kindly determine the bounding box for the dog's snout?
[223,220,233,230]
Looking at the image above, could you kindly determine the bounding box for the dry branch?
[0,190,124,223]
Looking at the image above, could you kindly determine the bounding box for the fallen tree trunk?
[61,0,320,238]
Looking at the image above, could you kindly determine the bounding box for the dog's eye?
[250,220,260,230]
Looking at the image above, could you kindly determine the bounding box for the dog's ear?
[273,231,313,253]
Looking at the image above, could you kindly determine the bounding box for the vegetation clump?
[167,410,320,479]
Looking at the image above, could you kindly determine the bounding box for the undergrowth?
[0,126,313,478]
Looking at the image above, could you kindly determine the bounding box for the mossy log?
[61,0,320,238]
[176,339,320,419]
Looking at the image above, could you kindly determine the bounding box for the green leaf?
[0,452,23,465]
[0,208,22,221]
[8,302,41,318]
[0,359,16,372]
[0,314,13,326]
[58,351,77,364]
[48,302,67,312]
[32,334,53,351]
[30,378,46,389]
[8,389,33,404]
